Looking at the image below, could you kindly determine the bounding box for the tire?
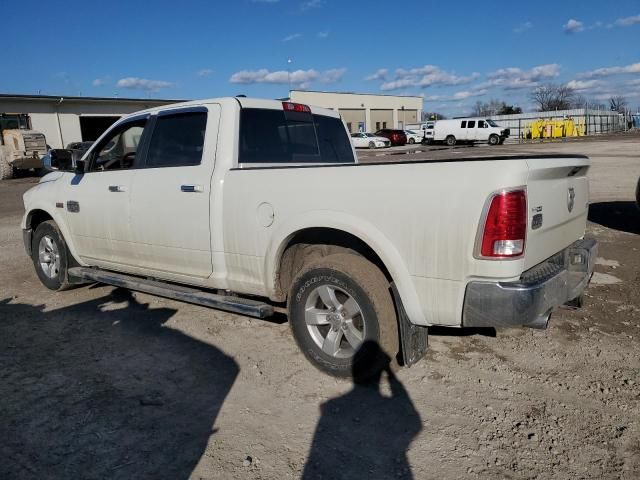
[488,134,500,146]
[0,153,14,180]
[31,220,71,291]
[288,252,399,380]
[368,141,375,149]
[445,135,456,146]
[408,138,415,144]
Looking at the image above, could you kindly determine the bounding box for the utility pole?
[287,58,292,98]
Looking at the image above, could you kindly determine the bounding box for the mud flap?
[391,283,428,367]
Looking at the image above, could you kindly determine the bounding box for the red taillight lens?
[282,102,311,113]
[480,189,527,258]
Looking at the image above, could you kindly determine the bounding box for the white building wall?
[290,90,423,131]
[0,96,180,148]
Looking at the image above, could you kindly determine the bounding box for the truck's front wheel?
[0,153,14,180]
[32,220,71,291]
[488,134,500,145]
[288,253,399,380]
[445,135,456,146]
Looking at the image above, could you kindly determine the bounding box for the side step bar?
[68,267,274,319]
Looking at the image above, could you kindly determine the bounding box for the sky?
[2,0,640,116]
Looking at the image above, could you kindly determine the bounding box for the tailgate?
[524,156,591,270]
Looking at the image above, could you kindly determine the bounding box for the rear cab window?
[239,107,355,165]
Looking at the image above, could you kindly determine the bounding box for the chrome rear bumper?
[462,238,597,329]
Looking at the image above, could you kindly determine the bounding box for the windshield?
[0,114,30,131]
[364,133,376,137]
[487,119,499,127]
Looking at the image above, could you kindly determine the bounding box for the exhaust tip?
[527,312,551,330]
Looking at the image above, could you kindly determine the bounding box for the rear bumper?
[462,238,597,329]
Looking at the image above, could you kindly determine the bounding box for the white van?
[430,118,509,146]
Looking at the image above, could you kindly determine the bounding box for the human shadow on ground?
[302,341,422,480]
[588,201,640,235]
[0,288,239,480]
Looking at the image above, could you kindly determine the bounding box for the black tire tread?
[289,252,399,378]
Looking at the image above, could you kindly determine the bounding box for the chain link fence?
[489,109,628,144]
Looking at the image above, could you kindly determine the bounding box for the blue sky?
[3,0,640,115]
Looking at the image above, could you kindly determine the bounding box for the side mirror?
[46,149,74,172]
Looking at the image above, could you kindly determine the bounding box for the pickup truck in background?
[21,97,596,379]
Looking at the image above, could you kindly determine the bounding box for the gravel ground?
[1,136,639,479]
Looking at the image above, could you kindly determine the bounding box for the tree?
[498,104,522,115]
[422,111,446,121]
[472,99,522,116]
[530,84,575,111]
[609,96,627,113]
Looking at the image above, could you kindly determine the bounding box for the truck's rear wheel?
[445,135,456,146]
[288,253,399,380]
[32,220,71,291]
[489,134,500,145]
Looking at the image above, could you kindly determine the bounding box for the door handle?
[181,184,204,193]
[108,185,126,192]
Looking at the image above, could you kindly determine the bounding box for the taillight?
[479,189,527,258]
[282,102,311,113]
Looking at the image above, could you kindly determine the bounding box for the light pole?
[287,58,292,98]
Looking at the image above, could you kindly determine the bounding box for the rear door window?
[460,121,467,128]
[239,108,355,164]
[468,121,476,128]
[145,111,207,168]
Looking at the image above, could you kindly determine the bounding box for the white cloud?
[484,64,560,89]
[92,78,105,87]
[579,62,640,78]
[364,69,388,81]
[197,68,213,77]
[379,65,480,91]
[564,19,584,33]
[614,14,640,27]
[116,77,175,91]
[566,79,601,91]
[514,21,533,33]
[317,31,329,38]
[283,33,302,42]
[301,0,322,10]
[229,67,345,87]
[452,89,488,100]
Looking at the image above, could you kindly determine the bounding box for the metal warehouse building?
[290,90,423,134]
[0,94,183,149]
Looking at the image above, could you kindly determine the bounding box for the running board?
[68,267,274,319]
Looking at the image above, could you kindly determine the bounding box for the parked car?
[24,97,596,379]
[350,132,390,149]
[431,118,510,146]
[404,130,424,145]
[375,129,407,146]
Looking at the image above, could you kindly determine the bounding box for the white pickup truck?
[22,97,596,378]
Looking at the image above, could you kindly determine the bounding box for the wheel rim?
[38,235,60,279]
[304,284,365,359]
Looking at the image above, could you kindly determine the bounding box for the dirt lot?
[1,135,639,479]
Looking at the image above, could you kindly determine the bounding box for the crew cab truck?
[22,97,596,378]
